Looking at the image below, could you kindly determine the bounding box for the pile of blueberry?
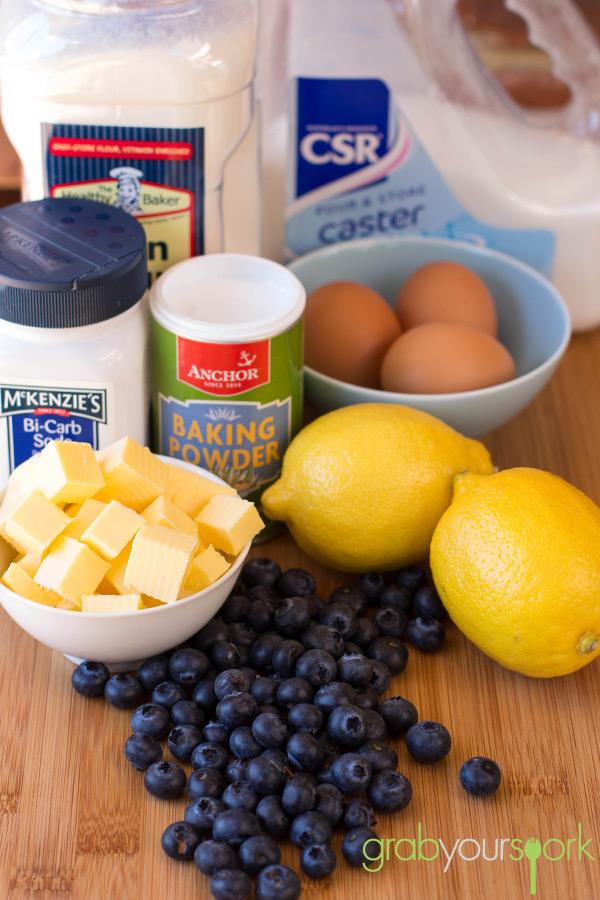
[71,558,501,900]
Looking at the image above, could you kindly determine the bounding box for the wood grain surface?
[1,330,600,900]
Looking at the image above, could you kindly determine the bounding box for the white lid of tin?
[149,254,306,341]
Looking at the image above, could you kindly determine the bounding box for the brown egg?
[380,322,516,394]
[395,261,498,336]
[304,280,401,388]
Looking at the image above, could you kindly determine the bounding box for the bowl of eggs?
[289,236,571,437]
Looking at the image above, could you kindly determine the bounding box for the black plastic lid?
[0,197,148,328]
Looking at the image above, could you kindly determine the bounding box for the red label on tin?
[176,337,270,396]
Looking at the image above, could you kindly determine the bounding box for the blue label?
[287,77,555,276]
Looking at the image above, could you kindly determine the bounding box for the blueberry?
[193,675,218,713]
[378,583,413,612]
[315,756,339,786]
[161,820,200,861]
[252,711,288,749]
[185,797,226,835]
[194,839,237,876]
[246,752,287,795]
[187,766,226,799]
[229,623,257,648]
[170,699,205,730]
[314,783,345,826]
[286,732,325,773]
[249,633,285,671]
[211,641,241,672]
[358,571,386,601]
[144,760,186,799]
[216,692,258,728]
[313,681,357,714]
[212,808,260,847]
[327,705,368,749]
[300,844,337,880]
[378,697,418,735]
[137,655,170,693]
[247,585,281,608]
[301,624,344,659]
[220,593,251,624]
[413,585,446,620]
[342,827,378,867]
[276,677,313,712]
[270,640,304,678]
[229,725,263,760]
[246,600,275,633]
[124,733,162,770]
[406,617,445,652]
[372,606,407,638]
[295,649,337,688]
[192,620,231,654]
[250,676,279,706]
[191,741,229,771]
[151,679,187,710]
[214,668,253,701]
[358,739,398,773]
[336,652,373,687]
[395,565,427,592]
[168,724,203,762]
[281,773,317,816]
[459,757,502,796]
[290,810,332,848]
[344,797,376,830]
[287,703,324,736]
[366,636,408,676]
[71,660,110,697]
[353,685,379,711]
[256,794,291,837]
[255,865,301,900]
[238,834,281,875]
[225,758,249,785]
[328,585,369,616]
[406,721,452,763]
[273,597,311,637]
[104,673,144,709]
[210,867,252,900]
[319,602,358,640]
[222,780,260,812]
[131,703,171,740]
[367,769,413,812]
[169,647,210,686]
[242,557,282,590]
[368,659,392,696]
[352,617,381,649]
[330,752,372,794]
[363,708,387,742]
[276,568,316,598]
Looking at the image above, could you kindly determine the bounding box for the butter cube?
[81,500,145,559]
[183,545,230,594]
[2,562,62,607]
[99,543,132,595]
[125,524,198,604]
[36,441,104,503]
[141,595,167,608]
[81,593,144,613]
[195,495,263,556]
[14,551,43,578]
[34,536,110,603]
[96,436,169,511]
[142,495,198,537]
[167,464,236,518]
[0,534,16,576]
[5,489,70,554]
[64,499,107,540]
[10,454,40,494]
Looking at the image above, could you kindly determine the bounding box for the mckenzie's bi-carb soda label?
[151,319,303,538]
[0,377,115,479]
[43,123,205,285]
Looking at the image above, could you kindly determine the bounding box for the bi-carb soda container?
[261,0,600,331]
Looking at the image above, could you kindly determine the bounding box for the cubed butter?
[195,494,263,556]
[99,542,132,595]
[34,536,110,604]
[63,499,107,540]
[166,464,236,518]
[0,534,16,576]
[55,598,81,611]
[36,441,104,503]
[96,436,169,511]
[183,545,230,594]
[2,562,62,607]
[81,500,145,559]
[14,551,43,578]
[81,593,144,613]
[4,489,70,554]
[142,494,198,537]
[10,454,40,494]
[125,523,198,604]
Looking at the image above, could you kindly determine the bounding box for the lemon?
[430,468,600,678]
[260,403,492,572]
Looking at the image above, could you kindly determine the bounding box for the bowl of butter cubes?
[0,437,263,667]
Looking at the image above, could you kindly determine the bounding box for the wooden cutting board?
[1,329,600,900]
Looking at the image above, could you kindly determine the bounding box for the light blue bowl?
[289,236,571,437]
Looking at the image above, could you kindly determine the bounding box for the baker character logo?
[109,166,144,214]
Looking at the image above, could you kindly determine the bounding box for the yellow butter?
[10,454,41,494]
[96,436,169,512]
[34,535,110,603]
[166,464,236,518]
[4,489,70,554]
[0,534,17,576]
[81,500,145,559]
[36,441,104,504]
[195,494,263,556]
[142,494,198,537]
[81,593,144,613]
[2,562,61,607]
[125,523,198,604]
[99,542,132,595]
[14,551,44,578]
[55,598,81,611]
[63,499,108,540]
[183,545,230,594]
[140,594,167,608]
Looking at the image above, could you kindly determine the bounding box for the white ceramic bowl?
[0,456,249,669]
[290,236,571,437]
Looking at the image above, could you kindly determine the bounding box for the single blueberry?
[202,719,231,748]
[241,557,282,590]
[249,633,285,671]
[342,827,379,867]
[276,568,316,598]
[246,753,287,795]
[406,617,445,652]
[168,647,210,686]
[274,597,311,637]
[255,865,301,900]
[250,676,279,706]
[344,797,376,830]
[366,637,408,676]
[459,757,502,796]
[289,810,332,849]
[314,783,345,826]
[353,685,380,711]
[192,675,218,713]
[406,721,452,764]
[71,660,110,697]
[328,585,370,616]
[336,652,373,687]
[330,753,372,794]
[211,641,241,672]
[194,839,237,876]
[358,739,398,774]
[327,705,368,749]
[255,795,291,838]
[281,773,317,816]
[221,780,260,812]
[252,711,288,749]
[225,758,249,785]
[301,624,345,659]
[167,724,203,762]
[378,697,418,735]
[220,593,251,624]
[137,655,170,693]
[192,620,231,654]
[300,843,337,880]
[287,703,324,736]
[184,797,225,835]
[358,571,386,601]
[367,770,413,812]
[187,766,226,800]
[413,585,446,620]
[104,673,144,709]
[161,820,200,861]
[124,733,162,770]
[318,602,358,640]
[238,834,281,876]
[276,677,313,712]
[131,703,171,740]
[170,699,205,730]
[352,617,381,649]
[144,760,186,799]
[229,725,263,760]
[372,606,408,638]
[313,681,357,714]
[395,565,427,592]
[191,741,229,771]
[212,808,261,847]
[286,732,325,773]
[151,680,187,710]
[378,583,413,612]
[216,692,257,728]
[363,708,388,742]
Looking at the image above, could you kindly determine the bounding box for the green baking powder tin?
[149,254,305,540]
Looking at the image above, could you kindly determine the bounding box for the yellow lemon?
[430,468,600,678]
[260,403,492,572]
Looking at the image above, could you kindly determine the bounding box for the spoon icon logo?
[524,838,542,895]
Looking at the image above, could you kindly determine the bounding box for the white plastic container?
[0,0,261,280]
[267,0,600,331]
[0,198,149,480]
